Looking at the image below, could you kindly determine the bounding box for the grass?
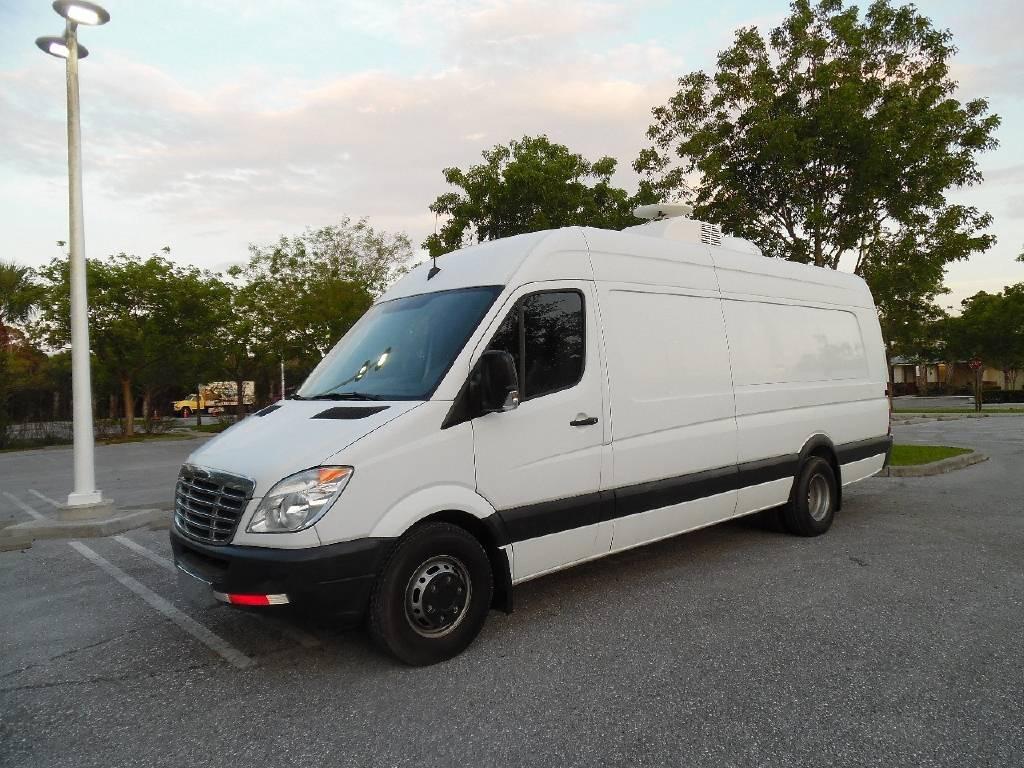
[893,407,1024,414]
[889,444,972,466]
[191,422,231,434]
[0,437,72,453]
[98,432,193,445]
[0,430,192,452]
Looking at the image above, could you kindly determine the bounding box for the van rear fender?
[796,434,842,510]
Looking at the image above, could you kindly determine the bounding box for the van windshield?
[296,286,503,401]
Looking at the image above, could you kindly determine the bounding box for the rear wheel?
[180,407,192,418]
[782,456,837,537]
[368,522,493,666]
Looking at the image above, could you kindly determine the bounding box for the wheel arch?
[415,510,513,615]
[369,486,513,614]
[796,434,842,510]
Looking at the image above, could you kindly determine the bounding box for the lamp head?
[35,35,89,59]
[52,0,110,26]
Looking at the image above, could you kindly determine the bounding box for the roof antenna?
[428,213,441,280]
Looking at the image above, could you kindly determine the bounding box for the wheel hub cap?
[405,556,471,637]
[807,474,831,521]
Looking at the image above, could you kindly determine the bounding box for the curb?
[0,508,171,551]
[878,450,988,478]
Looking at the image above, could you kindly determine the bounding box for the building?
[889,356,1022,394]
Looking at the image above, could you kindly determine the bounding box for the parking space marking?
[2,491,46,521]
[69,541,256,670]
[112,534,321,649]
[28,489,61,507]
[113,535,177,573]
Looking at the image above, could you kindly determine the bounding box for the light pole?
[36,1,111,512]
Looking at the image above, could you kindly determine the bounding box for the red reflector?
[227,593,271,606]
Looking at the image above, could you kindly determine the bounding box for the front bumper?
[170,526,394,621]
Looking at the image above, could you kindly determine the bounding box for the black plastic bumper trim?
[170,527,394,618]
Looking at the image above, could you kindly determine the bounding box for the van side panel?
[721,297,889,512]
[600,286,739,550]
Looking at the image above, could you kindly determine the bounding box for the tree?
[36,252,228,435]
[229,218,412,394]
[425,135,654,257]
[946,284,1024,392]
[636,0,1000,357]
[0,261,43,446]
[0,261,42,343]
[207,281,259,414]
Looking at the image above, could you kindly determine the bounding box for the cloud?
[0,1,678,263]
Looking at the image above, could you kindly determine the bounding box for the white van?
[171,209,891,665]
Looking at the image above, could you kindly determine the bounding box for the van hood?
[185,400,422,496]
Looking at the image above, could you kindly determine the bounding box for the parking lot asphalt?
[0,435,207,527]
[1,417,1022,768]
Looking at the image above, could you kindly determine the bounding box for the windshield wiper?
[299,391,385,401]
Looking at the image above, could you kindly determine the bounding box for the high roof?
[381,223,875,310]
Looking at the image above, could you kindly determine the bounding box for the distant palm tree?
[0,261,42,346]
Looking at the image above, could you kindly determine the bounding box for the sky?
[2,0,1023,309]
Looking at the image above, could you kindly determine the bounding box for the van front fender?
[369,484,499,540]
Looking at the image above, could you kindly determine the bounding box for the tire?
[782,456,838,537]
[180,407,191,418]
[368,522,493,666]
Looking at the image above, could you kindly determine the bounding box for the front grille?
[174,465,255,545]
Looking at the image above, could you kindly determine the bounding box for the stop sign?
[969,357,983,370]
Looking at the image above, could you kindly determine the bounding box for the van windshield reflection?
[296,286,502,401]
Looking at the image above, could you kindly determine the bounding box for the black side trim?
[312,406,390,420]
[837,436,893,464]
[738,454,801,486]
[255,405,280,417]
[494,437,889,544]
[616,465,736,518]
[501,490,614,543]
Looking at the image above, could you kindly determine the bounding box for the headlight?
[247,466,353,533]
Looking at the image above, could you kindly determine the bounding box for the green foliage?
[636,0,1000,353]
[0,261,43,334]
[944,284,1024,388]
[35,250,226,432]
[425,135,654,257]
[228,218,412,382]
[0,261,44,446]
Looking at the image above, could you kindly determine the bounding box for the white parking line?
[111,534,321,649]
[28,489,61,507]
[69,541,255,670]
[3,491,46,521]
[113,535,176,573]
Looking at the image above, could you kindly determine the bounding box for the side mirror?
[477,350,519,413]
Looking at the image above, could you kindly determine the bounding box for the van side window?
[486,290,584,400]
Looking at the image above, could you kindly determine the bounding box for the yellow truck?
[174,381,255,417]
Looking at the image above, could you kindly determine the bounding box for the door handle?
[570,415,599,427]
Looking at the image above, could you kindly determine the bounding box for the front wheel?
[179,407,192,418]
[368,522,493,666]
[782,456,837,537]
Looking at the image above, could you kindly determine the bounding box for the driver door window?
[485,291,585,400]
